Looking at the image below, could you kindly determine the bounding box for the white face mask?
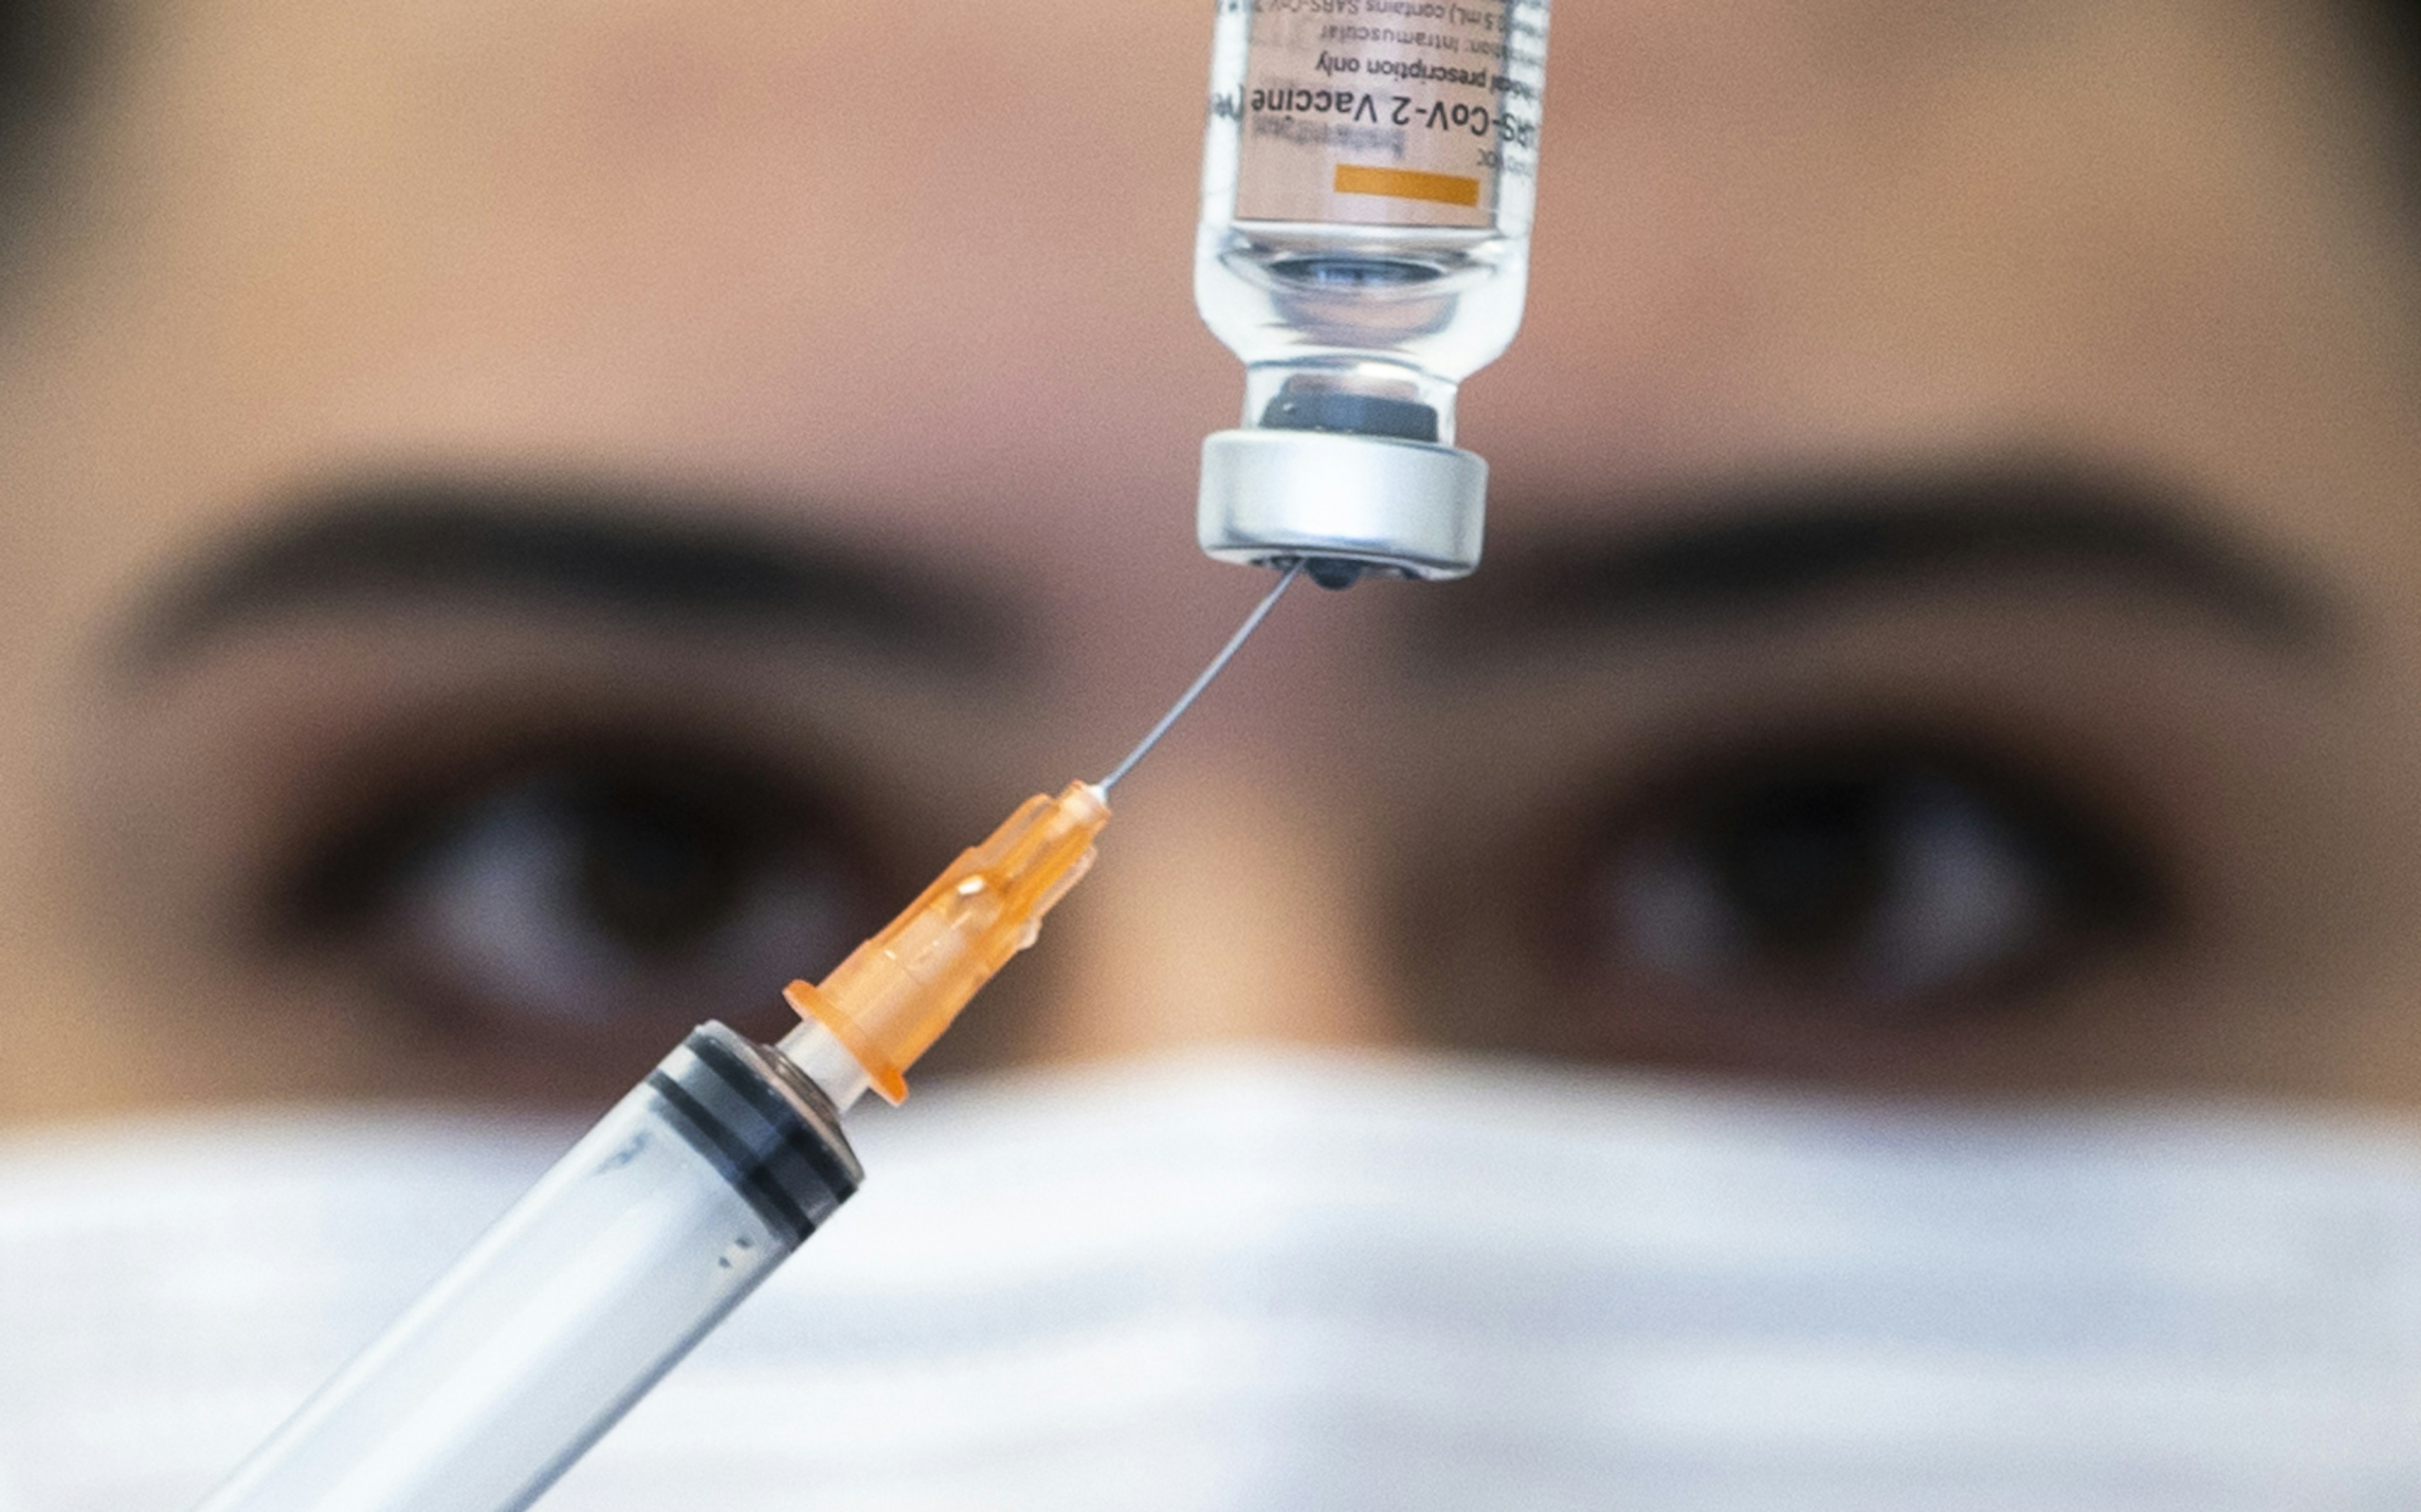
[4,1051,2419,1512]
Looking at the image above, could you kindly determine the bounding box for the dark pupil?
[565,780,752,953]
[1705,776,1893,957]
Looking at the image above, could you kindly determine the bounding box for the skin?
[0,0,2417,1117]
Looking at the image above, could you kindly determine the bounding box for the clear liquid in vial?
[1195,0,1550,444]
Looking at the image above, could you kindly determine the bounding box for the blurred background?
[1,0,2417,1115]
[3,1,2421,1506]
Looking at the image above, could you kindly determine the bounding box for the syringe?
[189,565,1301,1512]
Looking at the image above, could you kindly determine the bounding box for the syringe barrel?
[191,1024,860,1512]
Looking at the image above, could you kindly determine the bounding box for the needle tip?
[1094,562,1303,792]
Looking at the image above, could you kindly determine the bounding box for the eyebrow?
[1419,464,2340,660]
[119,478,1020,676]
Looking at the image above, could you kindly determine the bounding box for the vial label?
[1230,0,1548,230]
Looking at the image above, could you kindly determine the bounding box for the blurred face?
[0,0,2416,1116]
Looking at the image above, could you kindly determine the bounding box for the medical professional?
[1,3,2420,1507]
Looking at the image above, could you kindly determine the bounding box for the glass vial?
[1195,0,1552,581]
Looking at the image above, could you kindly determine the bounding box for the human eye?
[84,494,1045,1104]
[1398,729,2175,1083]
[1377,470,2378,1092]
[281,736,871,1056]
[1582,739,2164,1024]
[240,727,881,1100]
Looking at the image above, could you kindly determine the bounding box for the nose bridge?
[1038,757,1402,1063]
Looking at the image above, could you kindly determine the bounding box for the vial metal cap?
[1197,428,1487,581]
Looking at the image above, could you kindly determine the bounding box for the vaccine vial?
[1195,0,1552,582]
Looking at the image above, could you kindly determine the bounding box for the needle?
[1096,560,1306,795]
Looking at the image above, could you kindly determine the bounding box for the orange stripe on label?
[1333,164,1482,208]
